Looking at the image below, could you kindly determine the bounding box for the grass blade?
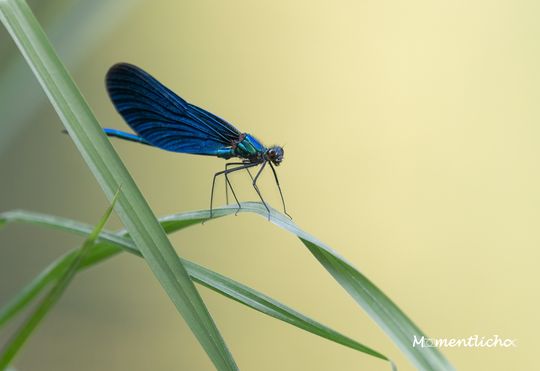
[0,211,198,329]
[1,204,453,370]
[158,203,456,370]
[0,191,120,369]
[0,244,121,330]
[0,211,394,368]
[184,260,392,364]
[0,1,237,369]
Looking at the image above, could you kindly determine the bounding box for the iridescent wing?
[106,63,241,156]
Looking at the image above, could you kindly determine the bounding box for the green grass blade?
[0,213,204,329]
[0,209,132,247]
[0,1,237,369]
[0,211,394,368]
[0,211,196,329]
[0,190,120,369]
[0,244,121,329]
[159,203,455,371]
[1,205,453,370]
[184,260,392,363]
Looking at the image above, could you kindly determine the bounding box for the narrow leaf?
[163,203,454,371]
[1,203,453,370]
[0,211,393,368]
[0,190,119,369]
[0,0,236,369]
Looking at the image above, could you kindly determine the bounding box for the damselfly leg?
[224,162,244,205]
[224,162,255,205]
[268,162,292,219]
[212,161,280,220]
[252,161,271,220]
[210,162,259,218]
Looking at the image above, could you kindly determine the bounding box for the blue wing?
[106,63,241,156]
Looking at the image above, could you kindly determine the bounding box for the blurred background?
[1,0,539,370]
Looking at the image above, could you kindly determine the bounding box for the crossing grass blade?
[0,190,120,369]
[0,211,394,369]
[135,203,454,371]
[1,203,454,370]
[0,0,237,369]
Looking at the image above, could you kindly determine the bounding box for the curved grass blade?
[0,244,122,329]
[0,211,394,368]
[185,260,393,365]
[0,213,201,329]
[0,1,237,369]
[163,203,454,371]
[1,204,453,370]
[0,190,120,369]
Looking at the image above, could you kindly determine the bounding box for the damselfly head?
[266,146,284,166]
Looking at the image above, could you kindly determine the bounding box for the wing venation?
[106,63,241,155]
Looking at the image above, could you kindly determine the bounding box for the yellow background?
[1,1,538,370]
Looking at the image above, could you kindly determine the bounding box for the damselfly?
[104,63,290,219]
